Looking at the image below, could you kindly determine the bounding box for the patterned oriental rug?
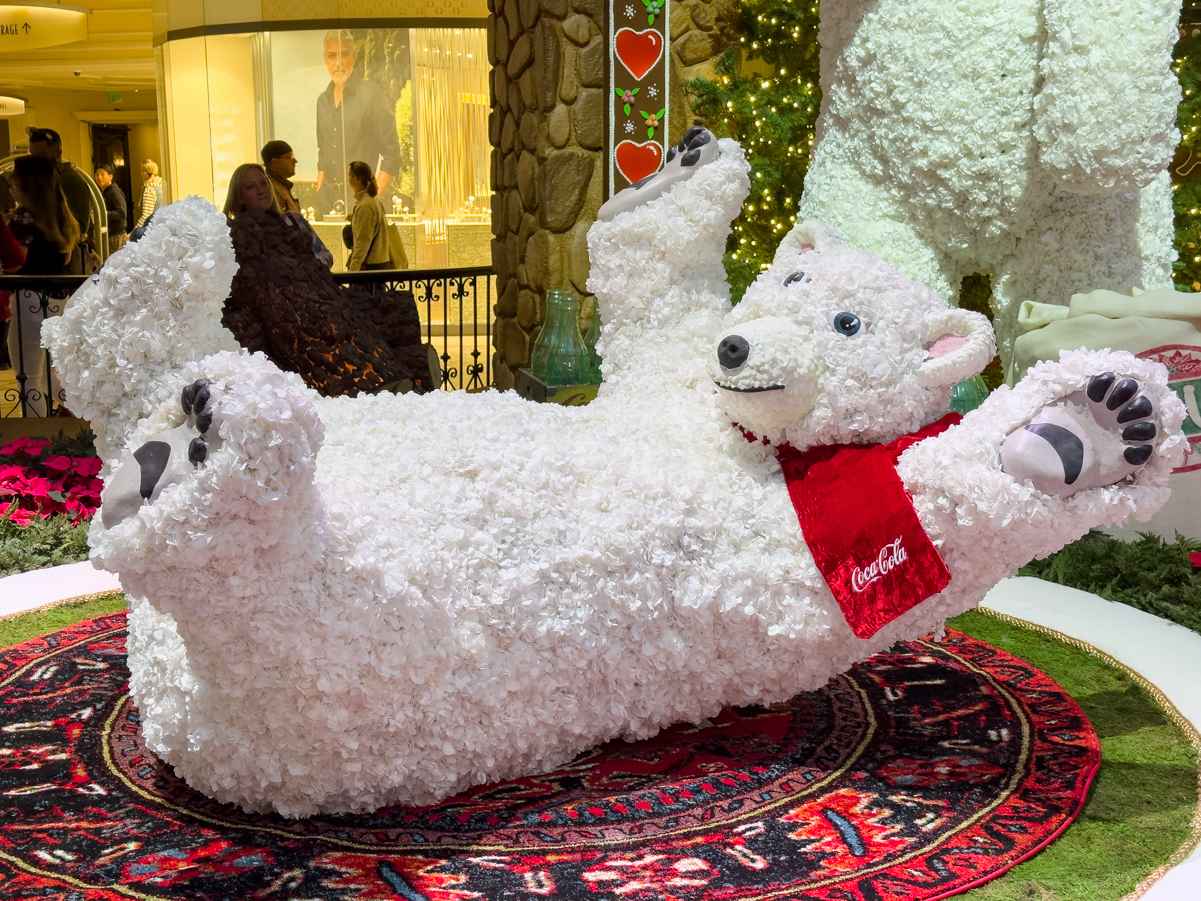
[0,613,1100,900]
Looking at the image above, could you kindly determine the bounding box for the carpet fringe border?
[976,607,1201,901]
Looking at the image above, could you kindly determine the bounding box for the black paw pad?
[665,146,677,163]
[182,379,212,417]
[1124,445,1153,466]
[1116,395,1153,424]
[1087,372,1115,402]
[196,411,213,435]
[188,436,208,467]
[1105,378,1139,410]
[681,148,701,167]
[682,125,706,146]
[1122,421,1156,442]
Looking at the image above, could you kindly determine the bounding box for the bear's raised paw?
[1000,372,1161,497]
[597,127,721,222]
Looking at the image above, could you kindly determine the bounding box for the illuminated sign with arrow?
[0,4,87,52]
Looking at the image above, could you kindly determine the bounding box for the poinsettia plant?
[0,436,103,527]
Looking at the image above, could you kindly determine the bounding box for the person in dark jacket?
[5,155,80,413]
[94,163,128,250]
[314,31,400,213]
[27,127,94,270]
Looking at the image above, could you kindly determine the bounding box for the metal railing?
[0,267,495,420]
[335,266,495,392]
[0,274,82,419]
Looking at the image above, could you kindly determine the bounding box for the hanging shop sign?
[0,4,87,52]
[608,0,668,194]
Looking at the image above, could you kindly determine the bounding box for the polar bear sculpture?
[797,0,1182,363]
[43,137,1186,817]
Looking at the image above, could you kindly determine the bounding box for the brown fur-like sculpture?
[222,210,431,396]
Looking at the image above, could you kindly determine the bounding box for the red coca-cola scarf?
[755,413,960,639]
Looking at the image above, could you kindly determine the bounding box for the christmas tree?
[1174,9,1201,292]
[685,0,822,302]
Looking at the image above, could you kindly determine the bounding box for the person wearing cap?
[261,140,301,215]
[27,127,93,268]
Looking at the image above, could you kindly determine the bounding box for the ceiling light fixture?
[0,3,87,52]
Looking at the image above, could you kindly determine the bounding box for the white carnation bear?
[45,136,1186,818]
[796,0,1182,363]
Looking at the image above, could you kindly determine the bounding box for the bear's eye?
[783,271,806,287]
[833,312,861,336]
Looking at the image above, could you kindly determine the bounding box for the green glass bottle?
[582,297,602,373]
[950,374,990,414]
[529,289,601,386]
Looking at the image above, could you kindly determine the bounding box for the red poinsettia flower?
[4,505,35,527]
[40,454,74,473]
[18,476,52,499]
[0,437,50,458]
[70,456,103,478]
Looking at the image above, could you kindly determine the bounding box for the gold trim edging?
[975,607,1201,901]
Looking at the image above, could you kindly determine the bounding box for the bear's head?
[712,221,995,449]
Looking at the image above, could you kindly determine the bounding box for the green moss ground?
[953,610,1199,899]
[0,599,1194,899]
[0,593,126,647]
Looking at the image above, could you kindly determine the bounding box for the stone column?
[668,0,739,145]
[489,0,606,391]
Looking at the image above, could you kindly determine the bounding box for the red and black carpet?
[0,613,1099,900]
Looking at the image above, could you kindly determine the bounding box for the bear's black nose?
[718,335,750,371]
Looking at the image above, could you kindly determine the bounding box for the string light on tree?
[686,0,821,300]
[1173,16,1201,291]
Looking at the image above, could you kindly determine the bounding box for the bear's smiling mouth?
[714,381,785,393]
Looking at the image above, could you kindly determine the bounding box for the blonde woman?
[134,159,163,230]
[223,163,333,268]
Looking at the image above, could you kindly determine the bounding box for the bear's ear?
[782,219,846,254]
[917,307,996,388]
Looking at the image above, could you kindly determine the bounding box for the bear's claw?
[1086,372,1156,467]
[182,379,215,467]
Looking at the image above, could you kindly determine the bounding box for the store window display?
[159,25,490,271]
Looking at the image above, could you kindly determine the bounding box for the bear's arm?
[585,140,750,381]
[896,350,1182,576]
[1033,0,1180,194]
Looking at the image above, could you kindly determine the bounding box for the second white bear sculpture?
[43,135,1186,817]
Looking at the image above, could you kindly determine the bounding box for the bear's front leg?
[1034,0,1180,193]
[898,349,1188,573]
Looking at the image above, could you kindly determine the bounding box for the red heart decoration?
[615,28,664,82]
[615,140,663,185]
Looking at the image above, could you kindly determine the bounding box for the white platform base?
[0,567,1195,894]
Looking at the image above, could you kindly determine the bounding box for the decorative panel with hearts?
[608,0,669,193]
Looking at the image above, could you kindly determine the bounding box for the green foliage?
[685,0,822,301]
[45,428,96,459]
[952,610,1199,900]
[0,510,90,578]
[1020,532,1201,634]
